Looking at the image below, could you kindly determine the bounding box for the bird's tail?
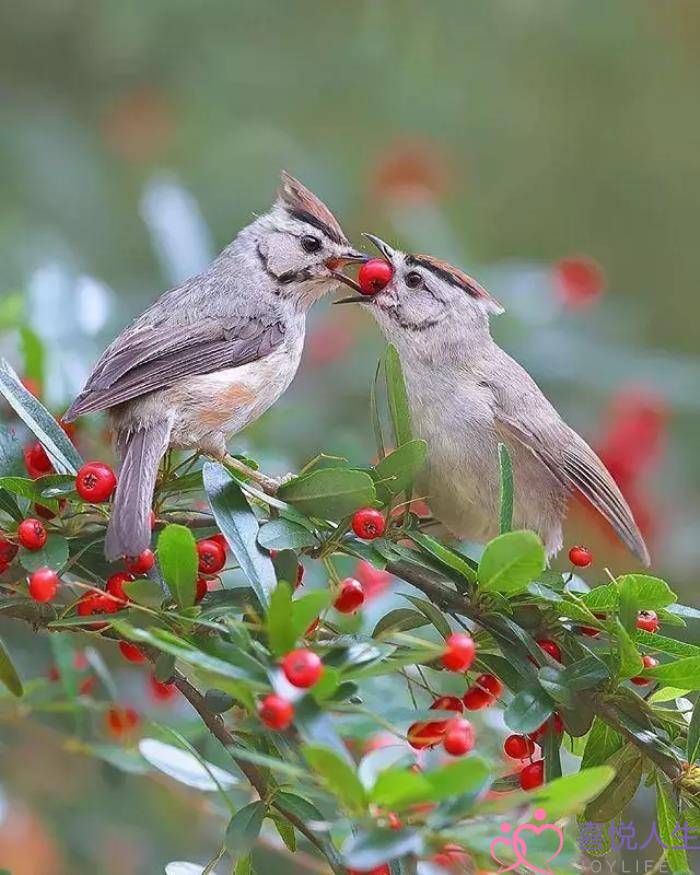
[105,421,172,561]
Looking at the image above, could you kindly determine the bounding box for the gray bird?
[334,235,650,565]
[64,173,365,560]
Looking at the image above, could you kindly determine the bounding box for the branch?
[386,559,683,782]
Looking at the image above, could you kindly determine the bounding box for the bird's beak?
[329,268,367,304]
[362,233,395,260]
[325,249,369,270]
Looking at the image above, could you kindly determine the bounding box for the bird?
[333,234,650,565]
[64,172,366,561]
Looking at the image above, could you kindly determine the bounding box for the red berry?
[210,533,228,552]
[520,760,544,790]
[348,867,390,875]
[536,639,562,662]
[504,734,535,760]
[632,655,659,685]
[259,694,294,730]
[77,593,99,617]
[119,641,146,663]
[106,705,140,737]
[463,674,502,710]
[195,576,208,603]
[17,518,48,551]
[531,714,564,740]
[334,578,365,613]
[430,695,464,715]
[0,533,18,571]
[358,259,393,295]
[92,592,120,614]
[28,567,59,602]
[197,539,226,574]
[281,649,323,689]
[387,812,402,831]
[106,572,134,605]
[24,442,53,478]
[568,545,593,568]
[443,718,476,756]
[76,461,117,502]
[407,721,444,750]
[351,508,386,540]
[148,674,176,702]
[441,632,476,672]
[554,256,605,309]
[125,549,155,574]
[636,610,660,634]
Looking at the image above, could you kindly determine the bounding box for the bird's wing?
[64,315,286,420]
[486,364,650,565]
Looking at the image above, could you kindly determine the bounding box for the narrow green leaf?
[157,524,197,608]
[384,343,413,447]
[498,442,513,534]
[581,718,623,769]
[687,694,700,764]
[560,655,610,690]
[122,578,164,608]
[234,857,252,875]
[402,594,452,640]
[504,684,554,733]
[370,357,386,462]
[303,745,366,813]
[18,533,69,572]
[278,468,377,520]
[225,801,266,858]
[478,530,546,593]
[267,581,295,656]
[257,518,316,551]
[584,747,643,821]
[372,608,429,638]
[343,828,422,871]
[272,815,296,853]
[634,629,700,658]
[373,440,427,502]
[203,463,276,607]
[291,590,331,639]
[646,656,700,688]
[20,326,45,387]
[0,636,23,696]
[656,775,690,873]
[614,619,643,679]
[410,531,477,585]
[0,358,83,474]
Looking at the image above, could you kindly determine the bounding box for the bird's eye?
[301,235,322,254]
[405,271,423,289]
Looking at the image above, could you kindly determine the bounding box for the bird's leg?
[222,454,290,495]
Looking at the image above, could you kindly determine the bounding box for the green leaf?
[372,440,427,502]
[204,689,235,713]
[272,814,296,853]
[291,590,331,639]
[257,518,316,551]
[225,801,266,858]
[581,718,623,769]
[20,326,45,387]
[384,343,413,447]
[410,532,477,586]
[423,756,491,801]
[278,467,376,520]
[303,745,366,813]
[0,476,59,511]
[478,530,546,593]
[647,656,700,688]
[122,578,164,608]
[618,574,676,608]
[656,775,690,873]
[504,684,554,733]
[267,581,295,656]
[498,442,513,534]
[687,694,700,764]
[402,594,452,640]
[614,619,643,679]
[203,463,276,607]
[234,857,252,875]
[634,629,700,658]
[343,828,422,871]
[370,357,386,461]
[618,573,640,633]
[0,358,83,474]
[537,668,576,708]
[157,524,197,608]
[372,608,429,638]
[543,727,562,781]
[18,533,69,572]
[585,746,643,821]
[139,738,238,791]
[559,655,610,690]
[0,635,23,697]
[275,792,325,824]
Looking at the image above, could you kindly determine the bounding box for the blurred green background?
[1,1,699,872]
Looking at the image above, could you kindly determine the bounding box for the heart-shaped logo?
[511,822,564,873]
